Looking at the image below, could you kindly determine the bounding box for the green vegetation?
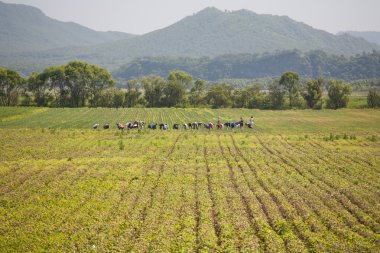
[114,50,380,81]
[0,107,379,252]
[27,62,114,107]
[326,80,352,109]
[1,64,375,109]
[279,72,301,108]
[0,107,379,133]
[367,89,380,108]
[0,67,25,106]
[303,78,323,109]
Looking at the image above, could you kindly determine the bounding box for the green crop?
[0,107,379,252]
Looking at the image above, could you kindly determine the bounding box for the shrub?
[367,89,380,108]
[326,80,352,109]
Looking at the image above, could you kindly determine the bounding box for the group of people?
[93,116,254,130]
[214,116,254,129]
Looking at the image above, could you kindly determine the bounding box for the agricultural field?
[0,107,379,252]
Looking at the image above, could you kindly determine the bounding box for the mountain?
[0,5,379,75]
[70,7,379,64]
[339,31,380,45]
[0,1,134,53]
[114,50,380,81]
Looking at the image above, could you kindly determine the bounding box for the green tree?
[246,85,269,109]
[206,83,234,108]
[98,89,125,108]
[28,72,52,106]
[124,79,141,107]
[0,67,24,106]
[27,66,69,107]
[27,62,114,107]
[367,89,380,108]
[64,62,89,107]
[163,80,186,107]
[234,84,262,108]
[98,89,114,107]
[141,75,165,107]
[268,82,286,109]
[279,72,301,108]
[163,71,192,107]
[167,70,193,88]
[87,64,115,107]
[189,79,206,107]
[43,66,68,107]
[326,80,352,109]
[63,61,114,107]
[303,78,324,109]
[113,89,125,108]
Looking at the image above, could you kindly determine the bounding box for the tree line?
[114,50,380,81]
[1,61,379,109]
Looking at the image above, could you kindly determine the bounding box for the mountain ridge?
[338,31,380,45]
[92,7,377,58]
[113,50,380,81]
[0,1,135,53]
[0,3,379,76]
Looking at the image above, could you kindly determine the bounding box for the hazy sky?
[3,0,380,35]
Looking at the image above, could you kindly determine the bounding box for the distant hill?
[114,50,380,81]
[339,31,380,45]
[69,7,379,64]
[0,4,379,75]
[0,1,134,53]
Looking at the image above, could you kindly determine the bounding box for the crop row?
[0,130,379,252]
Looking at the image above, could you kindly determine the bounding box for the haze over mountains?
[339,31,380,46]
[0,1,379,76]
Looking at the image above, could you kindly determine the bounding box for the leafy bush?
[367,89,380,108]
[326,80,352,109]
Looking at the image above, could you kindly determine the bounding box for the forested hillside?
[114,50,380,81]
[0,5,378,75]
[0,1,134,53]
[84,7,379,61]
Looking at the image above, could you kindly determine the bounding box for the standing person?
[249,116,254,128]
[239,117,244,127]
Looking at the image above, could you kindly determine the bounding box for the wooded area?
[1,62,379,109]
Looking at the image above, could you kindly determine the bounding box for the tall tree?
[87,64,115,107]
[234,84,262,108]
[112,89,125,108]
[28,66,67,107]
[0,67,24,106]
[326,80,352,109]
[189,79,206,107]
[163,71,192,107]
[303,78,324,109]
[60,61,114,107]
[279,71,301,108]
[206,83,234,108]
[167,70,193,88]
[27,62,114,107]
[124,79,141,107]
[64,62,88,107]
[141,75,165,107]
[28,72,51,106]
[367,89,380,108]
[98,89,114,107]
[268,82,286,109]
[47,66,68,107]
